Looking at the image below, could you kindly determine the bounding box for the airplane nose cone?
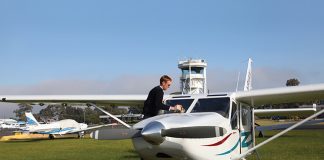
[141,121,165,145]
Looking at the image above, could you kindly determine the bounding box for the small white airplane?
[0,119,17,124]
[22,112,113,139]
[0,119,21,129]
[1,59,324,159]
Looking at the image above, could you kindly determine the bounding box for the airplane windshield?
[165,99,194,112]
[191,97,230,118]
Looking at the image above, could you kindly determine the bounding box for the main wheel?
[49,134,54,139]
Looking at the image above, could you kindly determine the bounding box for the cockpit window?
[165,99,194,112]
[191,97,230,118]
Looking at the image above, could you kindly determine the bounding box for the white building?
[178,59,207,94]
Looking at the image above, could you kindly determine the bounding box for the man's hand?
[175,104,185,113]
[170,105,185,113]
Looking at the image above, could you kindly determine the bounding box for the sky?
[1,0,324,118]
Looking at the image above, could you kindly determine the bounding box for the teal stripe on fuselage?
[241,132,253,148]
[217,131,252,156]
[217,139,240,155]
[39,127,76,134]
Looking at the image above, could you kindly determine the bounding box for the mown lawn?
[0,129,323,160]
[0,138,139,160]
[248,130,324,160]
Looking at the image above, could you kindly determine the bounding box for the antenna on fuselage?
[235,71,241,92]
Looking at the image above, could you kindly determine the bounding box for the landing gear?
[49,134,54,139]
[258,131,264,138]
[78,131,85,139]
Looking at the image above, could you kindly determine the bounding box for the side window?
[241,105,251,126]
[231,102,238,129]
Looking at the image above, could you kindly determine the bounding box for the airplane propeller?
[90,128,141,140]
[90,121,227,145]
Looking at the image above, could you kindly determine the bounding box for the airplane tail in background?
[25,112,40,126]
[244,58,253,91]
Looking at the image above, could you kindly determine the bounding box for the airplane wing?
[65,123,119,134]
[235,83,324,106]
[0,95,149,129]
[83,124,118,131]
[0,95,147,106]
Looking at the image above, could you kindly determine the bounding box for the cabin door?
[230,101,241,156]
[239,104,253,153]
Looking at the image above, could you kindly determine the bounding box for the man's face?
[161,80,172,91]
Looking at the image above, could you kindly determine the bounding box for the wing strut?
[89,103,131,128]
[232,109,324,160]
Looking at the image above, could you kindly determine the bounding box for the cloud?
[206,66,303,92]
[0,74,180,95]
[253,67,301,89]
[0,67,313,95]
[0,74,180,117]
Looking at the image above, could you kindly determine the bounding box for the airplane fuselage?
[131,94,254,160]
[26,119,87,135]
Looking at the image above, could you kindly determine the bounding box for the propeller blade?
[90,128,141,140]
[161,126,227,138]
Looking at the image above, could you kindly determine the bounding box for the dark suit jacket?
[143,86,170,118]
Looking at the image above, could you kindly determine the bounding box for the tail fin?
[25,112,40,126]
[244,58,253,91]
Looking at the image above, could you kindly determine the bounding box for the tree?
[285,78,302,109]
[84,107,101,124]
[58,106,84,122]
[38,104,61,122]
[13,103,33,121]
[258,78,302,117]
[38,104,102,124]
[286,78,300,86]
[100,105,128,115]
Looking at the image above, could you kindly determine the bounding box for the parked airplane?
[0,119,17,124]
[0,119,21,129]
[22,112,113,139]
[1,59,324,159]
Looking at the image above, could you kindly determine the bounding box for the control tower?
[178,59,207,94]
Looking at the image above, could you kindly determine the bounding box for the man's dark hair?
[160,75,172,85]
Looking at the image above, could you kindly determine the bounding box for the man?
[143,75,182,119]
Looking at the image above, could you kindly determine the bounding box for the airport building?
[178,59,207,95]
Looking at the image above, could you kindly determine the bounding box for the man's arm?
[155,89,171,110]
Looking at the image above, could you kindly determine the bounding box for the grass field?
[248,130,324,160]
[0,138,139,160]
[0,130,323,160]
